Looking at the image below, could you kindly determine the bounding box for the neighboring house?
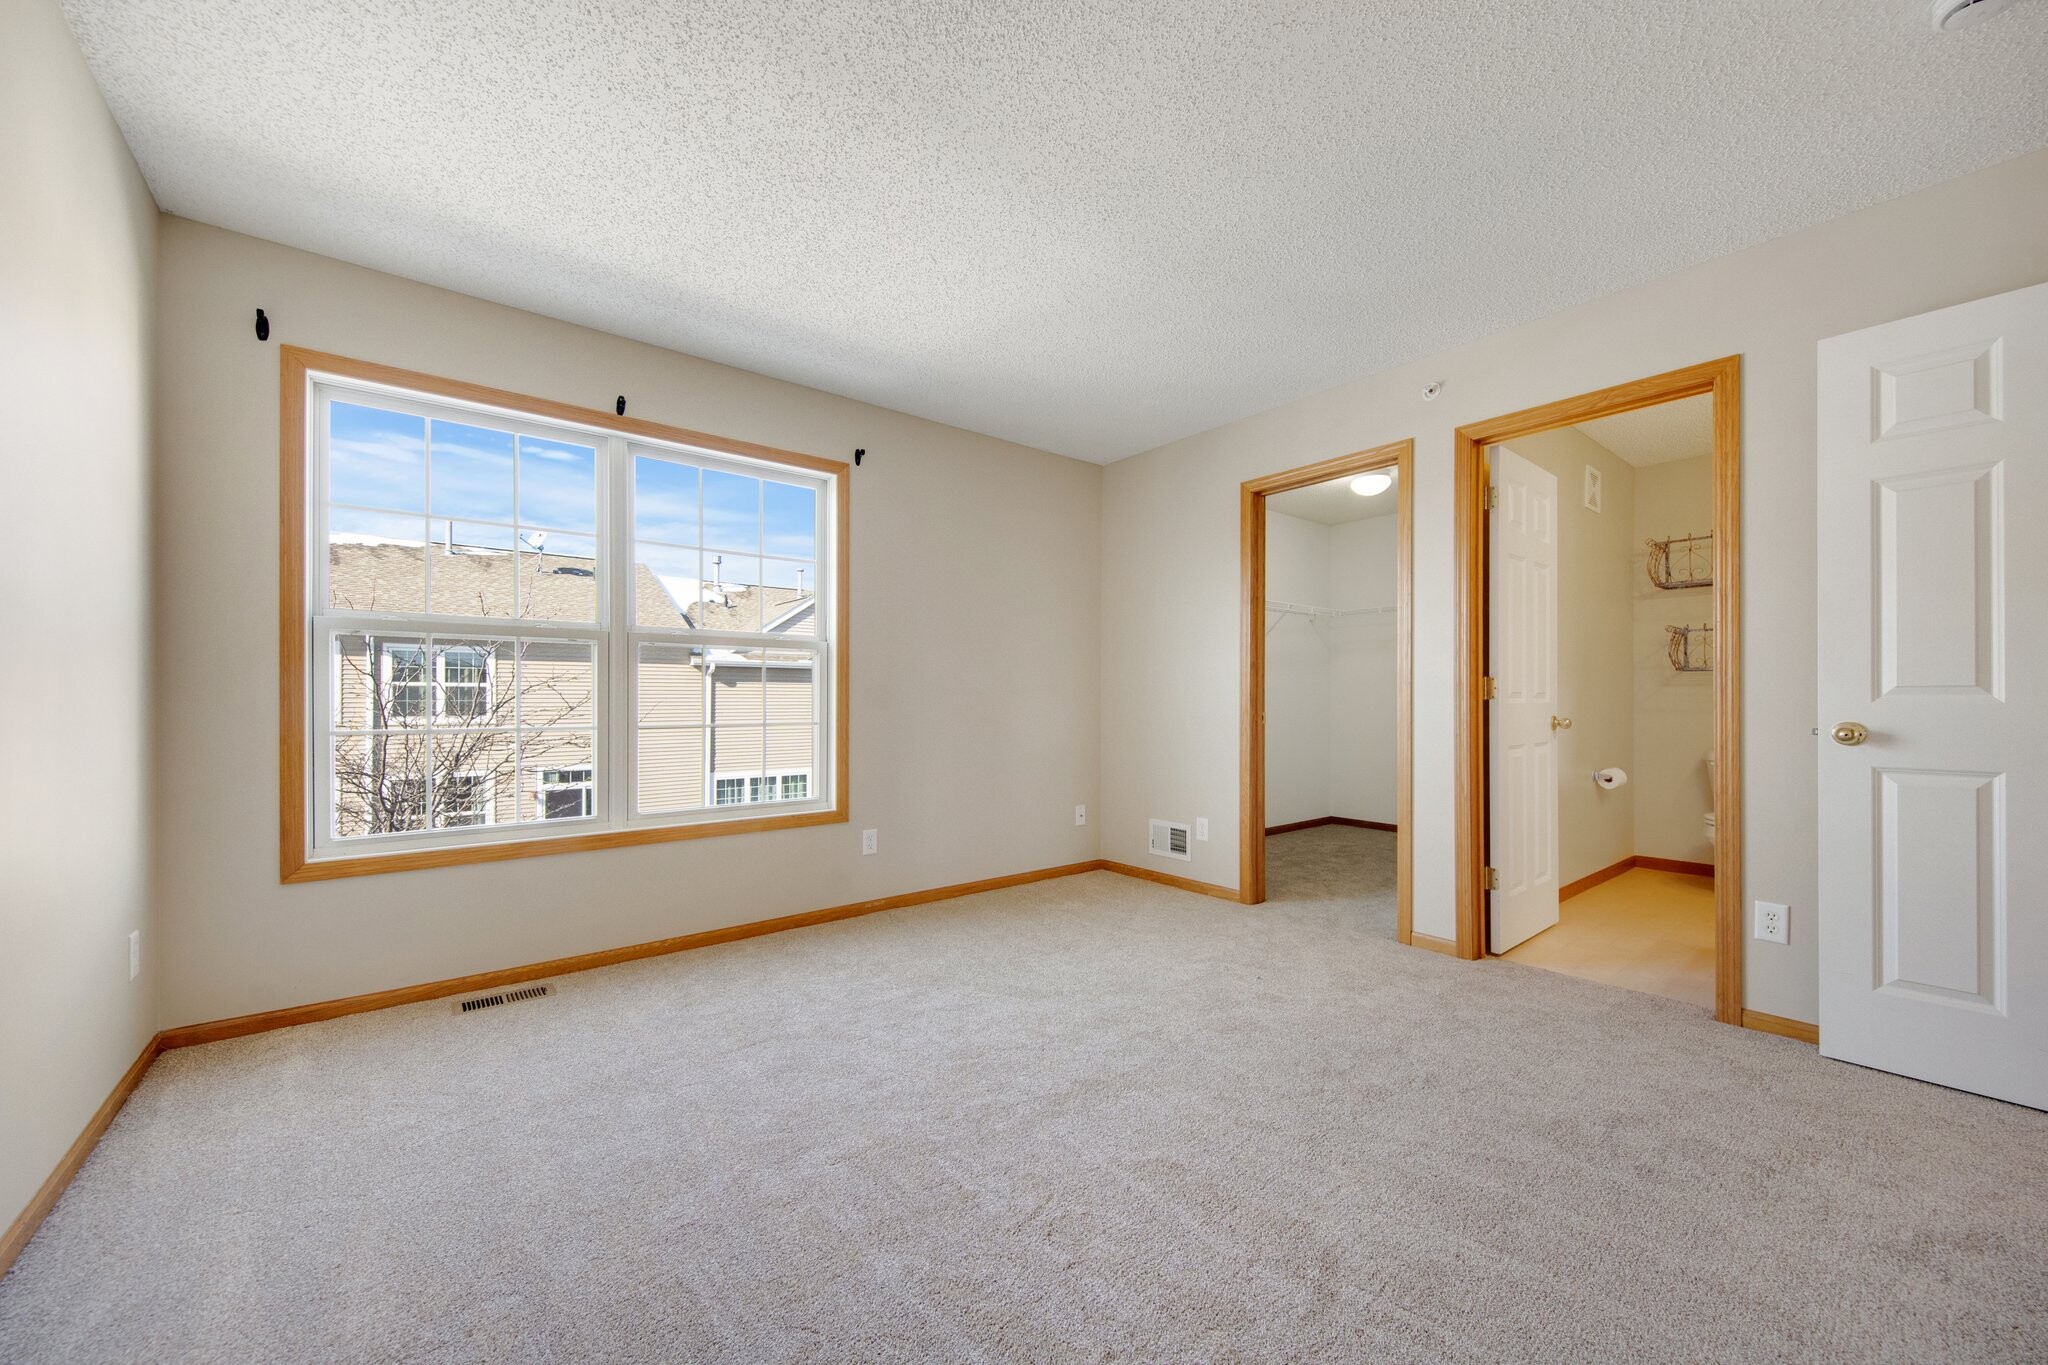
[328,537,816,838]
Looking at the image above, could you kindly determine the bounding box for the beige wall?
[1326,517,1398,825]
[1100,149,2048,1026]
[1633,455,1716,863]
[1496,429,1638,886]
[1263,510,1331,827]
[153,217,1103,1027]
[0,0,159,1231]
[1264,510,1400,829]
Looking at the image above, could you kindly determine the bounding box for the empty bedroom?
[4,0,2046,1360]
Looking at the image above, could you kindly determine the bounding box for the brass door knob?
[1551,715,1573,731]
[1831,721,1870,746]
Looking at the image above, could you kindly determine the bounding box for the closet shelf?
[1646,531,1714,590]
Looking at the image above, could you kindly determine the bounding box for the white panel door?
[1817,281,2048,1110]
[1489,447,1560,953]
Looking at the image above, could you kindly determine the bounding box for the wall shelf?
[1666,623,1713,673]
[1646,531,1714,590]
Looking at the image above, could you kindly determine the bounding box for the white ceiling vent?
[1149,819,1192,862]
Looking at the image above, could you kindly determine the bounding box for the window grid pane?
[312,379,831,856]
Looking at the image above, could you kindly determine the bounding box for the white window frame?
[300,365,839,868]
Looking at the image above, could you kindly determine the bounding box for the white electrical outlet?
[861,828,878,856]
[128,930,140,981]
[1755,901,1789,944]
[1075,804,1087,827]
[1195,817,1209,841]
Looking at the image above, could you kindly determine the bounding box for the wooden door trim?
[1453,358,1744,1025]
[1241,440,1414,941]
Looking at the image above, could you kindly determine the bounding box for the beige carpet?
[2,828,2043,1361]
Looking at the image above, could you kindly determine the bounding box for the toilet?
[1703,751,1718,847]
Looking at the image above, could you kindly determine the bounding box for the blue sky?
[328,401,817,580]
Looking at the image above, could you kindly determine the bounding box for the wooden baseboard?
[0,1035,160,1280]
[1636,855,1715,879]
[1559,855,1715,903]
[1560,856,1637,902]
[152,855,1239,1054]
[1742,1010,1819,1045]
[1098,860,1240,901]
[1408,931,1459,956]
[1265,816,1399,836]
[160,861,1106,1051]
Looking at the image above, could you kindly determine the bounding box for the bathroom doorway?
[1452,359,1747,1025]
[1484,397,1718,1007]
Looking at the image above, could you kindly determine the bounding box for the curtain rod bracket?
[254,308,270,341]
[615,395,626,416]
[854,448,864,467]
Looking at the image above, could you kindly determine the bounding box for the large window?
[286,350,845,879]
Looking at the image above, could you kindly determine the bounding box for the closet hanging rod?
[1264,599,1395,619]
[1264,599,1395,634]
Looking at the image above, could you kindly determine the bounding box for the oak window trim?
[279,345,850,883]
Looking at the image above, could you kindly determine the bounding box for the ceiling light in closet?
[1931,0,2026,30]
[1349,472,1394,497]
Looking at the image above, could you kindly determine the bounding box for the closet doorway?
[1240,440,1413,939]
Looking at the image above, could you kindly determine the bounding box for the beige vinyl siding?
[707,665,763,725]
[765,726,813,770]
[638,728,706,813]
[706,663,817,779]
[705,727,815,778]
[709,726,763,771]
[637,645,707,727]
[765,665,814,725]
[514,641,595,728]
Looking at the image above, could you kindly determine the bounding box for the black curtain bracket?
[854,447,865,467]
[254,308,270,341]
[615,395,627,416]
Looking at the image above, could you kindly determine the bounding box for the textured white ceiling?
[60,1,2048,462]
[1269,472,1399,526]
[1575,395,1715,468]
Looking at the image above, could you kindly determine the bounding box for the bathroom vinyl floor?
[1498,868,1715,1009]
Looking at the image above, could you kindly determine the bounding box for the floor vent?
[455,983,553,1014]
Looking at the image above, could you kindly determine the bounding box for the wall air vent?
[1149,819,1192,862]
[454,983,554,1014]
